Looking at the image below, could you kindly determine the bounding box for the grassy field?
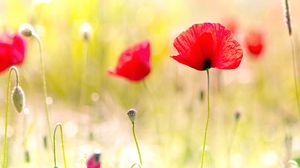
[1,0,300,167]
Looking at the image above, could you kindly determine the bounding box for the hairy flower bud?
[19,24,35,37]
[11,86,25,113]
[234,111,241,121]
[127,109,137,123]
[24,150,30,163]
[94,152,101,162]
[199,90,205,101]
[80,22,92,41]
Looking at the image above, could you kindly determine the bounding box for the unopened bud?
[24,150,30,163]
[127,109,137,123]
[11,86,25,113]
[234,111,241,121]
[199,90,205,101]
[94,152,101,162]
[43,135,48,149]
[80,22,92,41]
[19,24,35,37]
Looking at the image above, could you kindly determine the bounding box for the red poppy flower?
[171,23,243,71]
[0,33,26,72]
[245,29,265,57]
[108,40,151,82]
[86,153,101,168]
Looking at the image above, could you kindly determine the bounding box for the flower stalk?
[79,28,90,106]
[3,66,24,168]
[132,122,143,166]
[34,34,52,148]
[19,24,53,148]
[200,69,210,168]
[53,123,67,168]
[227,111,241,168]
[127,109,143,167]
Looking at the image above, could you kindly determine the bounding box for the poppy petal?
[214,29,243,69]
[11,35,26,64]
[108,40,151,81]
[0,33,26,72]
[172,22,243,71]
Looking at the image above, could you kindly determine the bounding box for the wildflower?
[108,40,151,81]
[87,152,101,168]
[171,23,243,70]
[171,22,243,168]
[0,33,26,72]
[245,29,265,57]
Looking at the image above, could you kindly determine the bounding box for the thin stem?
[142,81,150,93]
[289,36,300,117]
[284,133,292,168]
[79,40,89,106]
[53,123,67,168]
[130,163,142,168]
[227,120,239,168]
[32,34,52,148]
[132,122,143,166]
[200,69,210,168]
[3,66,19,168]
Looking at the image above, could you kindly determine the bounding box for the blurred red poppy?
[86,153,101,168]
[245,29,265,57]
[0,33,26,72]
[171,23,243,71]
[108,40,151,82]
[224,18,239,35]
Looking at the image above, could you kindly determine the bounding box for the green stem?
[53,123,67,168]
[3,66,19,168]
[200,69,210,168]
[79,40,89,106]
[132,122,143,166]
[130,163,142,168]
[33,34,52,148]
[289,36,300,117]
[227,120,239,168]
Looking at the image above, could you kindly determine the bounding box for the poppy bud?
[199,90,205,102]
[234,111,241,121]
[94,152,101,162]
[127,109,137,123]
[19,24,35,37]
[11,86,25,113]
[24,149,30,163]
[43,135,48,149]
[87,151,102,168]
[89,132,94,141]
[80,22,92,41]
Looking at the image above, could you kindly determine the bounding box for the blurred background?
[1,0,300,167]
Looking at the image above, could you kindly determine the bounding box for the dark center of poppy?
[203,59,211,70]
